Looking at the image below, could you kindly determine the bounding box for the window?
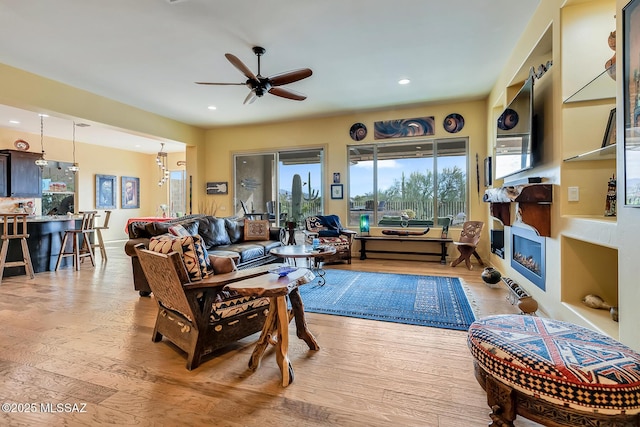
[233,148,324,226]
[347,138,468,227]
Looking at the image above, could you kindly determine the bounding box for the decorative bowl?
[268,266,298,277]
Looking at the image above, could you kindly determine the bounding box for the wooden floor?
[0,242,541,427]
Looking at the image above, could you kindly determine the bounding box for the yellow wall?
[204,99,489,254]
[0,127,184,241]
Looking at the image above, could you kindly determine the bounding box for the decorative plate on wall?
[443,113,465,133]
[349,122,367,141]
[14,139,30,150]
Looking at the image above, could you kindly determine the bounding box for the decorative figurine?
[605,174,616,217]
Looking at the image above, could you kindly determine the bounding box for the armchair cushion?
[210,255,238,274]
[149,234,210,281]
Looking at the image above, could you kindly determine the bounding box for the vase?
[481,267,502,285]
[517,296,538,314]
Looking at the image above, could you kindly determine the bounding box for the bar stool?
[55,211,97,271]
[0,213,35,283]
[91,210,111,261]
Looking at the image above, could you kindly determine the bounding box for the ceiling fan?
[196,46,313,104]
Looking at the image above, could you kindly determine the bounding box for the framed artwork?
[624,0,640,206]
[95,174,116,209]
[333,172,341,184]
[206,181,228,194]
[602,108,616,148]
[331,184,343,200]
[121,176,140,209]
[374,116,435,139]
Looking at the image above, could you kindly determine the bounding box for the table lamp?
[360,214,370,235]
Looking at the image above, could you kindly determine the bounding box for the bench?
[468,314,640,426]
[354,235,453,264]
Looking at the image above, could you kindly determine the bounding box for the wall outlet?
[568,186,579,202]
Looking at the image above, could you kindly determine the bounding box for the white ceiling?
[0,0,540,154]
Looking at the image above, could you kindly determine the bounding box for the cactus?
[291,174,303,225]
[304,172,319,201]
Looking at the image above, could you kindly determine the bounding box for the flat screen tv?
[494,77,537,180]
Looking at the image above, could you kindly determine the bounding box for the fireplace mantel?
[484,184,552,237]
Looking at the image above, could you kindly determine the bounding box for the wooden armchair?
[135,245,278,370]
[450,221,485,270]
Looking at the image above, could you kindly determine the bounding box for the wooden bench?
[354,235,453,264]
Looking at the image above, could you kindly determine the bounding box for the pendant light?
[156,143,170,186]
[68,121,86,173]
[34,114,48,169]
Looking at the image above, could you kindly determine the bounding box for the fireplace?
[511,226,546,291]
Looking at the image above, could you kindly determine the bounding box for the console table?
[355,235,453,264]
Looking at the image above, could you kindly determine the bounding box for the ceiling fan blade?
[195,82,245,85]
[225,53,257,81]
[243,90,258,105]
[268,68,313,87]
[268,87,307,101]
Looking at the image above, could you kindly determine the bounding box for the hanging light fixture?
[67,121,84,173]
[34,114,49,169]
[156,143,170,186]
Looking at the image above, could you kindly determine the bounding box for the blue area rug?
[297,270,475,331]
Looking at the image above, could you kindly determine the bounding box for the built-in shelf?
[563,302,619,340]
[563,66,616,104]
[563,144,616,162]
[560,215,617,248]
[42,191,75,195]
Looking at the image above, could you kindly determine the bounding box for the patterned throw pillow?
[149,234,209,281]
[244,219,270,241]
[168,224,191,237]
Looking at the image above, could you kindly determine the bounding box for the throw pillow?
[149,234,209,281]
[244,219,269,241]
[168,224,191,237]
[198,216,232,248]
[210,255,238,274]
[224,217,245,243]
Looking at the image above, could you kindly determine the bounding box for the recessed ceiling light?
[208,105,217,110]
[398,79,410,85]
[9,120,19,124]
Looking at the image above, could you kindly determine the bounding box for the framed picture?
[624,0,640,206]
[331,184,343,200]
[333,172,341,184]
[121,176,140,209]
[206,181,228,194]
[602,108,616,148]
[95,174,116,209]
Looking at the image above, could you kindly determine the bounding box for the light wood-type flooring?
[0,242,541,426]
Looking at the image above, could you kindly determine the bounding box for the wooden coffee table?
[224,267,317,387]
[270,244,336,286]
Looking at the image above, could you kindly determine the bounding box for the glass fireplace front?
[511,226,546,290]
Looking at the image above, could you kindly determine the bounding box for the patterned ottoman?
[468,315,640,426]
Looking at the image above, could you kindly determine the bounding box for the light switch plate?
[568,186,579,202]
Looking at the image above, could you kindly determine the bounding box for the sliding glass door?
[234,148,323,226]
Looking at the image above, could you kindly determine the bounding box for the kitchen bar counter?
[1,215,83,276]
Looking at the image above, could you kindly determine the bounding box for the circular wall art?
[349,122,367,141]
[443,113,465,133]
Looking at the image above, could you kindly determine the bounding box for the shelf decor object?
[602,108,617,148]
[624,0,640,206]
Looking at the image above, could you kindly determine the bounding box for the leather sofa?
[124,214,284,296]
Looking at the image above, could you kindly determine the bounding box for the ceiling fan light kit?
[196,46,312,104]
